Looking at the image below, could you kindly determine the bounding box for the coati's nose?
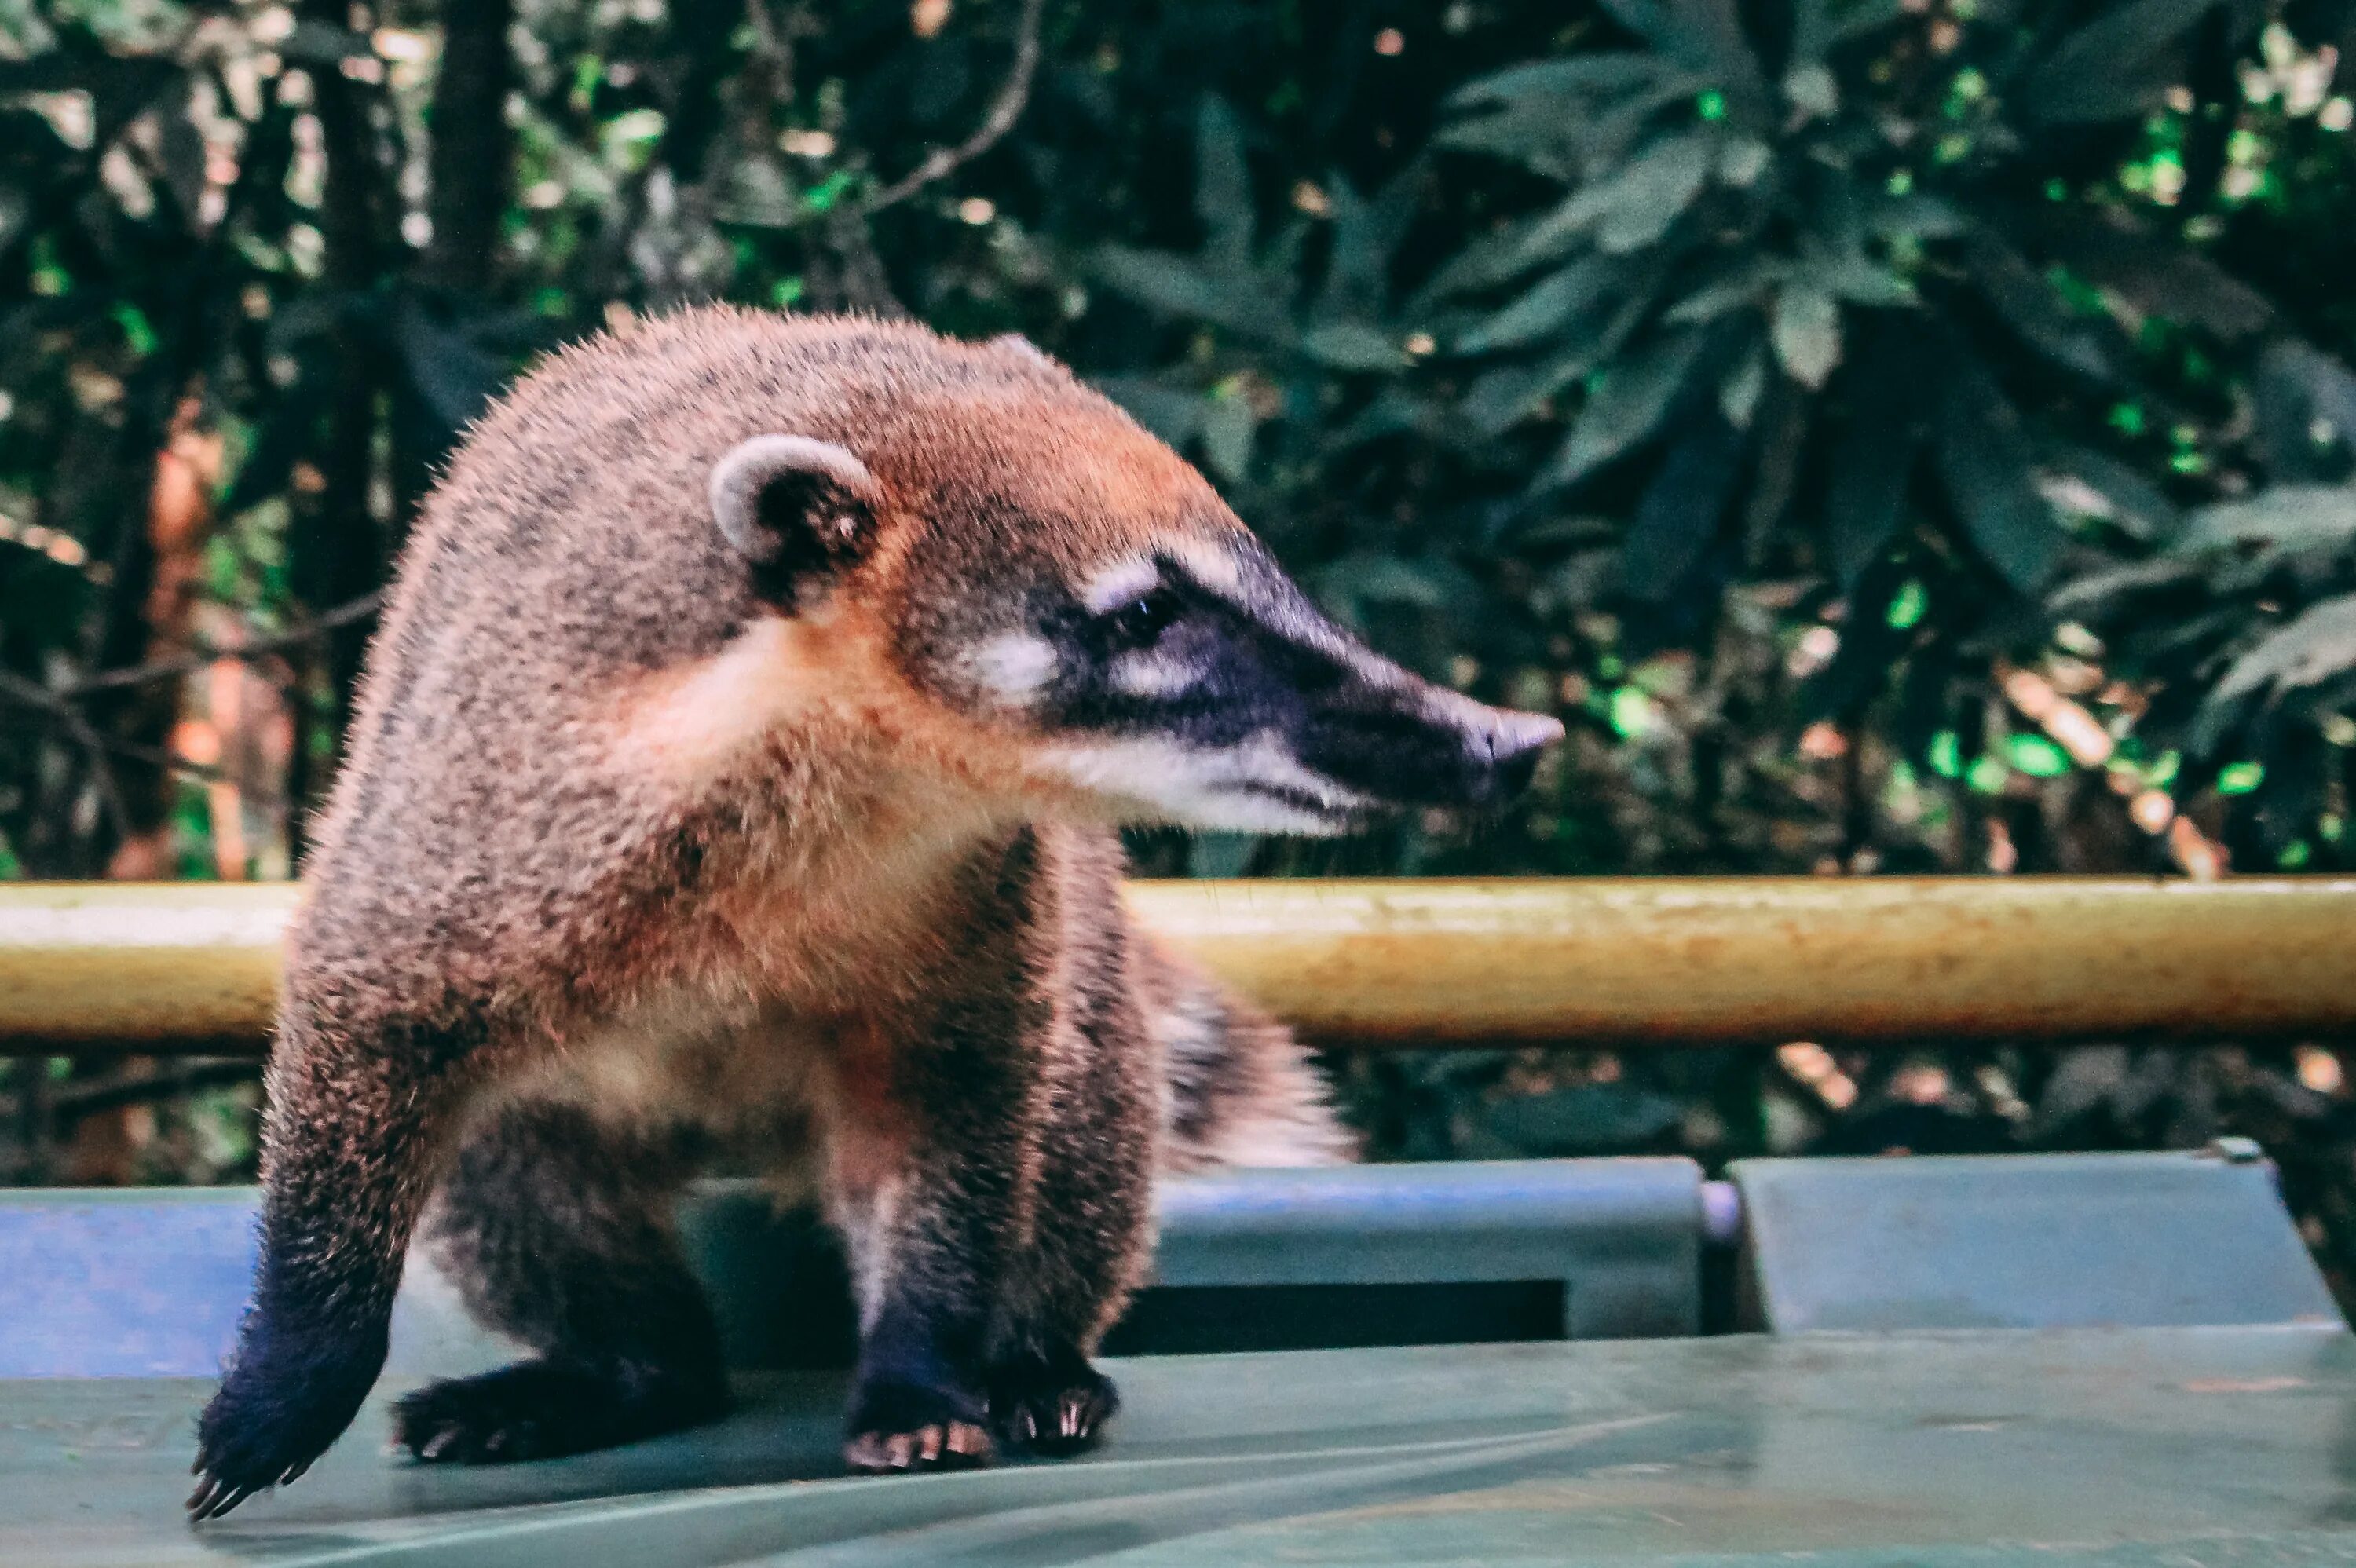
[1480,710,1565,799]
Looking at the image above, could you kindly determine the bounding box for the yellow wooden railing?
[2,878,2351,1051]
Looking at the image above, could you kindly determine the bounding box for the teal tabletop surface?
[7,1325,2356,1566]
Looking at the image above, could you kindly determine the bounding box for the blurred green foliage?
[5,0,2356,1274]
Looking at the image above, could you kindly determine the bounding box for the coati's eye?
[1098,587,1183,651]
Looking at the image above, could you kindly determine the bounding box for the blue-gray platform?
[2,1150,2347,1566]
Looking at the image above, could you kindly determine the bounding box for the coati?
[187,309,1563,1519]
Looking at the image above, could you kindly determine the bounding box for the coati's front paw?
[989,1354,1119,1456]
[394,1358,729,1464]
[843,1376,993,1473]
[188,1318,384,1521]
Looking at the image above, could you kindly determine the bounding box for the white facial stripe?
[1079,556,1162,613]
[1036,732,1371,836]
[1167,537,1402,689]
[1163,537,1245,597]
[964,630,1059,700]
[1110,649,1201,698]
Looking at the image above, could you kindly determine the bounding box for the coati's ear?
[987,332,1055,367]
[708,434,882,603]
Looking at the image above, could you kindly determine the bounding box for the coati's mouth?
[1209,779,1373,835]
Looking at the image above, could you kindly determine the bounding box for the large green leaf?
[1314,170,1419,322]
[1823,327,1926,587]
[2252,342,2356,481]
[1195,97,1253,275]
[2022,0,2222,126]
[1790,0,1907,63]
[2048,556,2204,613]
[1598,0,1765,110]
[1092,376,1205,445]
[1454,286,1662,437]
[1937,359,2062,593]
[1769,284,1841,389]
[1535,328,1710,490]
[2197,594,2356,750]
[1414,215,1563,304]
[1092,246,1282,339]
[1201,391,1257,484]
[1299,321,1403,372]
[1965,234,2133,387]
[1517,131,1713,263]
[1435,97,1590,184]
[1663,256,1787,325]
[2041,445,2181,540]
[1445,53,1669,109]
[1453,255,1622,354]
[2173,486,2356,558]
[1622,412,1745,600]
[2032,211,2272,340]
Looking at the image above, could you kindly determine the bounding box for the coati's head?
[697,321,1561,835]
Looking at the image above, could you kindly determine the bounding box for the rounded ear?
[708,434,882,602]
[987,332,1057,368]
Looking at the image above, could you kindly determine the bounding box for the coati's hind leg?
[393,1098,727,1465]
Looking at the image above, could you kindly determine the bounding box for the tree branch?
[0,672,134,841]
[60,591,383,696]
[856,0,1045,217]
[419,0,513,293]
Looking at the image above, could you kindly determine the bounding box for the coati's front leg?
[393,1098,727,1464]
[985,893,1158,1456]
[826,1003,1029,1473]
[189,1007,474,1519]
[825,827,1155,1473]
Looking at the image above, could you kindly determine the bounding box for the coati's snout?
[949,535,1564,835]
[1294,670,1564,820]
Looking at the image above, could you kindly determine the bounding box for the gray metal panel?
[0,1157,1706,1376]
[1732,1146,2343,1332]
[1152,1157,1703,1338]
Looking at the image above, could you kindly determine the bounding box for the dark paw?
[393,1358,728,1465]
[843,1376,992,1473]
[188,1318,385,1521]
[989,1354,1119,1457]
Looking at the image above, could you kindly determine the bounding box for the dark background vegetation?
[5,0,2356,1291]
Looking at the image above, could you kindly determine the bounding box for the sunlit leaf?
[1201,392,1257,484]
[1718,340,1767,429]
[1300,320,1403,372]
[1770,285,1840,389]
[1516,132,1712,262]
[2174,486,2356,558]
